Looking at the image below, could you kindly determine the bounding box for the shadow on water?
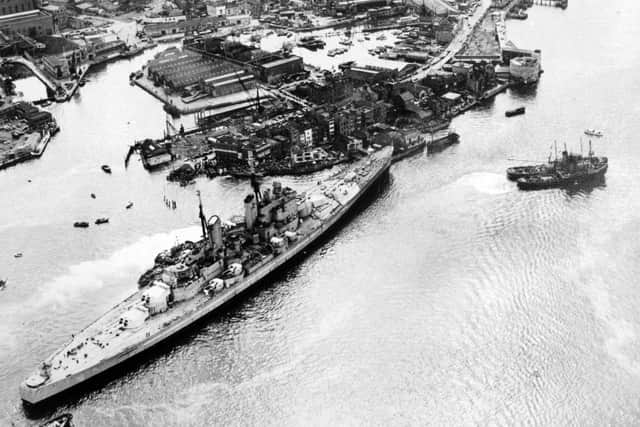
[21,170,393,421]
[508,83,539,100]
[562,176,607,198]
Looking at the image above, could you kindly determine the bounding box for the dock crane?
[234,69,263,118]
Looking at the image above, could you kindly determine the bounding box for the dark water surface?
[3,1,640,425]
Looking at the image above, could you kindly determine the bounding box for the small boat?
[90,193,96,199]
[0,279,5,290]
[126,202,134,209]
[505,107,525,117]
[73,221,89,228]
[40,413,73,427]
[584,128,603,137]
[376,34,386,40]
[79,78,86,87]
[14,252,23,258]
[95,217,109,225]
[101,165,112,174]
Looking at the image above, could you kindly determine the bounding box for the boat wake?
[455,172,513,195]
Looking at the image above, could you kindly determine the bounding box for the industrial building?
[344,65,396,84]
[146,49,249,92]
[255,55,303,83]
[200,69,256,97]
[0,10,53,37]
[0,0,38,16]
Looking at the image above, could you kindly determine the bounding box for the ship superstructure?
[20,147,392,404]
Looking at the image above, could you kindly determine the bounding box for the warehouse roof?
[261,56,302,69]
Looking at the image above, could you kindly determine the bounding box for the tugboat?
[73,221,89,228]
[517,143,608,190]
[584,128,603,137]
[505,107,525,117]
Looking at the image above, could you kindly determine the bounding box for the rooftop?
[260,56,302,69]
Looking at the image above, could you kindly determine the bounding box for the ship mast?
[249,157,261,204]
[197,190,208,239]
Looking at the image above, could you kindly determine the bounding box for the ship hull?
[20,151,392,405]
[517,164,607,190]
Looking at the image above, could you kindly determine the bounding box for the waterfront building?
[144,20,185,38]
[86,33,125,59]
[1,101,52,128]
[207,137,243,165]
[140,140,172,169]
[291,147,329,165]
[41,54,69,78]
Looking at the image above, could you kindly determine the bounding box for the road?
[401,0,493,83]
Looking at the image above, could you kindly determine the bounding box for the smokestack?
[207,215,223,250]
[244,194,258,231]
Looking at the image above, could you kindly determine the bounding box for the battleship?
[20,146,393,404]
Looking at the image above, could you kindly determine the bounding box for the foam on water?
[455,172,514,195]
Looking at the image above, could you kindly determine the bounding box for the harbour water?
[3,1,640,424]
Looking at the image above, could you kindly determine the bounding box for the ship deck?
[22,147,392,400]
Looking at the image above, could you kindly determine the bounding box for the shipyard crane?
[234,70,263,117]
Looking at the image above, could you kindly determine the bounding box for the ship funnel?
[207,215,223,250]
[244,194,258,231]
